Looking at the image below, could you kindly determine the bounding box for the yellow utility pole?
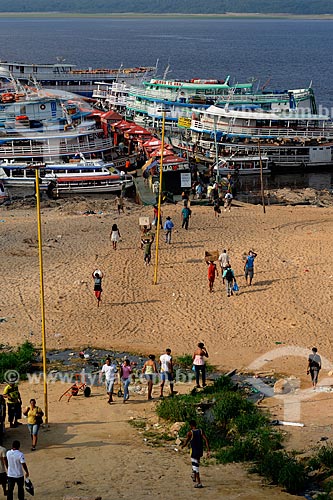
[153,109,167,285]
[35,168,48,423]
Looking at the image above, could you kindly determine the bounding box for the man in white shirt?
[6,440,29,500]
[218,249,230,283]
[224,192,233,212]
[159,348,174,398]
[101,358,117,404]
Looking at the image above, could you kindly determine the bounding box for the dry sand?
[0,196,333,499]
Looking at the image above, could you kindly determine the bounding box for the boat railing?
[191,120,333,139]
[0,137,114,158]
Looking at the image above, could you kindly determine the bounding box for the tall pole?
[258,139,266,214]
[214,114,219,183]
[153,109,166,285]
[35,168,48,423]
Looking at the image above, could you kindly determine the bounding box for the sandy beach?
[1,195,333,498]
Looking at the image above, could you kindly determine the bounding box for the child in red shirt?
[207,261,218,293]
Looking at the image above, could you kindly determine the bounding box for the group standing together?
[207,249,257,295]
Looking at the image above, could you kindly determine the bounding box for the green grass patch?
[128,419,146,429]
[0,341,36,381]
[253,451,307,494]
[309,445,333,470]
[154,375,309,494]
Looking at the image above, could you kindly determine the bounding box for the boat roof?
[145,79,252,90]
[204,105,331,121]
[0,61,75,69]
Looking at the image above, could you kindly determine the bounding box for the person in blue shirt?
[181,204,191,230]
[244,250,257,286]
[164,216,174,244]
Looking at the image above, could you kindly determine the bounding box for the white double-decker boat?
[190,105,333,170]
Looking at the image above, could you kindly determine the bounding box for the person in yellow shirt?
[3,383,22,428]
[23,399,44,451]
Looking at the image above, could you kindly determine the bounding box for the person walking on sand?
[3,382,22,428]
[142,355,158,400]
[307,347,321,389]
[6,440,29,500]
[115,195,124,215]
[153,204,162,228]
[23,399,44,451]
[207,260,218,293]
[193,343,209,389]
[101,358,117,404]
[213,197,221,218]
[159,348,174,398]
[110,223,121,250]
[92,270,103,306]
[244,250,257,286]
[218,249,230,280]
[223,263,237,297]
[181,420,210,489]
[164,216,174,244]
[224,191,233,212]
[181,204,192,230]
[142,233,154,266]
[120,359,133,403]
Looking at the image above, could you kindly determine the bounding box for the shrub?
[229,411,269,435]
[216,428,283,464]
[255,451,307,494]
[175,354,193,369]
[0,341,36,381]
[213,391,255,428]
[203,375,233,394]
[309,445,333,470]
[156,393,200,422]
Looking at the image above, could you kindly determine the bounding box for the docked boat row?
[1,60,333,199]
[91,74,330,175]
[0,71,136,195]
[0,60,158,98]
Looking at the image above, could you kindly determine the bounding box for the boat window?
[12,169,25,177]
[26,170,35,178]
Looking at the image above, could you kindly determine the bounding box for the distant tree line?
[0,0,333,15]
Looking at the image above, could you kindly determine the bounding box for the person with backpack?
[223,264,237,297]
[181,420,210,488]
[181,203,192,230]
[307,347,321,389]
[207,261,218,293]
[244,250,257,286]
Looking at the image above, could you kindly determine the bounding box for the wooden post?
[258,139,266,214]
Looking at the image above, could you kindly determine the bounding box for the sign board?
[139,216,150,227]
[178,117,191,128]
[204,250,219,263]
[180,172,192,188]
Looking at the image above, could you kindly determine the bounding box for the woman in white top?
[192,342,209,388]
[110,223,121,250]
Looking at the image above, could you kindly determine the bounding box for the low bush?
[0,341,36,381]
[156,393,201,422]
[309,445,333,470]
[255,451,307,494]
[216,427,283,464]
[213,391,255,428]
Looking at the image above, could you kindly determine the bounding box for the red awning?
[101,110,123,121]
